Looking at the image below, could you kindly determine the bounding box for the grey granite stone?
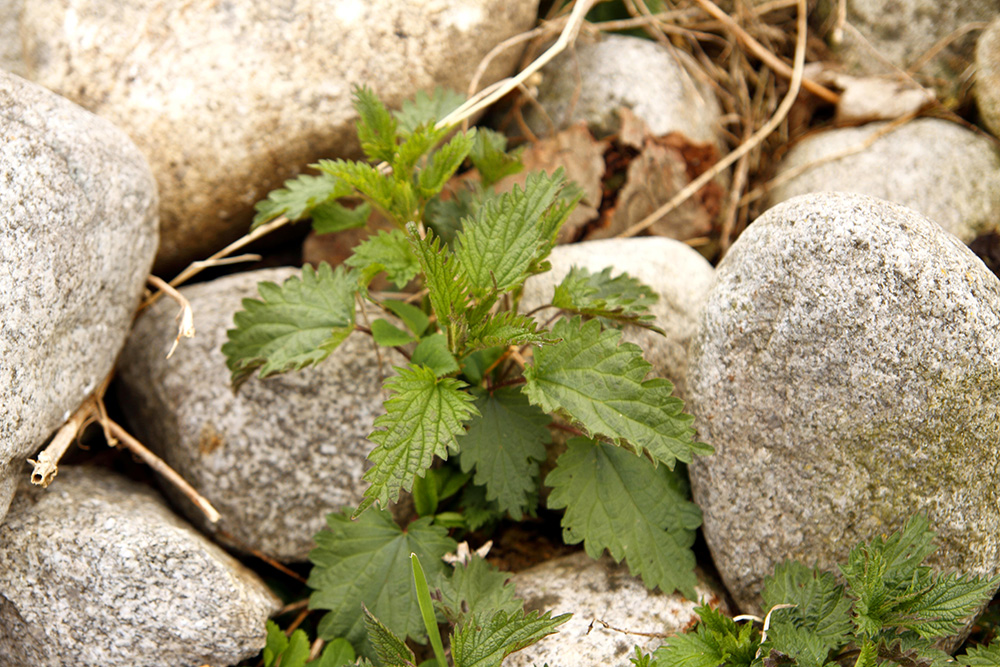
[505,552,725,667]
[0,70,158,524]
[0,0,25,77]
[520,238,715,399]
[116,267,406,561]
[687,192,1000,628]
[0,466,279,667]
[975,17,1000,139]
[765,118,1000,243]
[524,34,722,145]
[20,0,538,274]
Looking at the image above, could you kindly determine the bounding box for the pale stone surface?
[0,71,157,524]
[975,17,1000,139]
[0,467,279,667]
[688,192,1000,622]
[504,552,725,667]
[819,0,997,97]
[524,34,722,145]
[520,238,715,399]
[0,0,25,76]
[20,0,538,274]
[116,268,406,561]
[765,119,1000,243]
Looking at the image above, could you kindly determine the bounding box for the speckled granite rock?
[0,70,157,525]
[520,238,714,399]
[688,192,1000,623]
[819,0,995,98]
[975,17,1000,139]
[765,119,1000,243]
[20,0,538,274]
[524,33,722,145]
[116,267,405,561]
[0,467,279,667]
[504,552,725,667]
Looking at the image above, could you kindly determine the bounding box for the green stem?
[411,553,448,667]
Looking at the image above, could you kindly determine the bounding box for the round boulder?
[975,17,1000,139]
[688,192,1000,616]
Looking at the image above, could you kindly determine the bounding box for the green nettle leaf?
[466,311,556,352]
[308,510,456,657]
[394,88,465,135]
[653,606,759,667]
[546,437,702,597]
[552,266,662,331]
[395,124,451,177]
[223,263,357,387]
[382,299,430,336]
[457,387,550,519]
[357,364,478,516]
[469,128,524,189]
[252,172,351,229]
[417,130,475,200]
[455,170,569,296]
[411,333,461,377]
[312,638,356,667]
[435,555,523,628]
[370,319,416,347]
[353,85,398,164]
[522,317,712,468]
[311,201,372,235]
[263,620,311,667]
[761,560,853,663]
[318,159,418,226]
[425,185,482,246]
[449,609,571,667]
[345,229,421,290]
[958,642,1000,665]
[363,605,416,667]
[407,224,469,332]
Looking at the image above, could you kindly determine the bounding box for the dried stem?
[148,275,195,358]
[28,401,94,487]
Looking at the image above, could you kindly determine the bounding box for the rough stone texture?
[766,118,1000,243]
[520,238,715,399]
[505,552,725,667]
[0,466,279,667]
[0,0,26,76]
[116,268,406,561]
[975,17,1000,139]
[688,192,1000,622]
[19,0,537,275]
[524,34,722,145]
[0,71,158,524]
[818,0,997,97]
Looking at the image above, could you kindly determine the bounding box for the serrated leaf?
[354,86,398,164]
[653,606,758,667]
[418,130,475,200]
[357,364,478,515]
[308,510,456,658]
[854,638,878,667]
[546,437,702,597]
[470,128,524,189]
[264,621,312,667]
[436,555,523,628]
[425,185,482,246]
[312,201,372,235]
[407,224,469,330]
[522,317,712,468]
[897,570,999,638]
[318,159,418,226]
[395,88,465,135]
[761,560,853,662]
[371,319,416,346]
[309,638,356,667]
[449,609,570,667]
[412,334,461,377]
[958,642,1000,665]
[395,124,451,178]
[466,311,556,352]
[651,628,725,667]
[383,299,430,336]
[457,387,549,518]
[455,171,568,296]
[253,172,351,228]
[363,605,416,667]
[345,229,421,290]
[552,266,662,332]
[459,483,505,532]
[222,263,357,387]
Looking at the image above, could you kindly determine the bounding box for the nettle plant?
[222,87,712,664]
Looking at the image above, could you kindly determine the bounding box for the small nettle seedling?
[223,86,711,661]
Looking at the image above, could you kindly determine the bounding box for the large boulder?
[0,71,158,524]
[0,467,279,667]
[116,268,405,561]
[765,118,1000,243]
[520,238,714,399]
[505,552,725,667]
[687,192,1000,624]
[19,0,538,275]
[975,16,1000,139]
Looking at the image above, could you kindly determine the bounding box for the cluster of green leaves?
[648,516,1000,667]
[226,87,714,664]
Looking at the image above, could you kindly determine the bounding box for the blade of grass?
[412,553,448,667]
